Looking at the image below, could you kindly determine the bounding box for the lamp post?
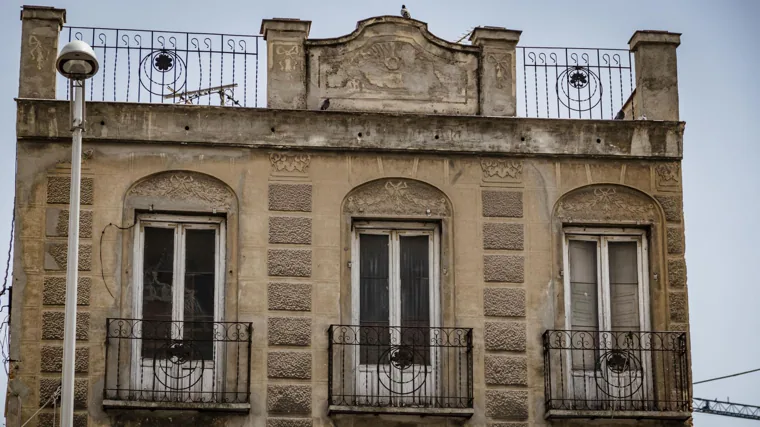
[55,40,99,427]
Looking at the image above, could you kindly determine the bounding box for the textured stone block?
[487,423,528,427]
[485,390,528,420]
[268,351,312,379]
[44,243,92,271]
[268,249,312,277]
[42,311,89,340]
[269,183,312,212]
[667,228,684,255]
[267,385,311,414]
[668,259,686,288]
[484,287,525,317]
[655,195,682,223]
[47,176,94,205]
[485,355,527,386]
[484,255,524,283]
[40,346,89,372]
[269,217,312,245]
[482,191,522,218]
[267,419,312,427]
[485,322,526,351]
[268,317,311,346]
[46,209,93,238]
[42,277,91,305]
[38,413,88,427]
[670,292,688,323]
[40,378,87,409]
[269,283,312,311]
[483,223,524,250]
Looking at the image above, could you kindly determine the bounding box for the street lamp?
[55,40,98,427]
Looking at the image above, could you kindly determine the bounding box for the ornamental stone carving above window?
[555,185,659,224]
[343,179,451,217]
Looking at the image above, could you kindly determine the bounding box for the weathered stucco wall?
[9,108,689,426]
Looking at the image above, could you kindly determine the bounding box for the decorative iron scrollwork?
[139,49,187,96]
[593,348,644,398]
[556,65,603,112]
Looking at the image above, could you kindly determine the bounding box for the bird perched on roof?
[614,110,625,120]
[320,98,330,111]
[401,5,411,19]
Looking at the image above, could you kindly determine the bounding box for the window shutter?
[568,240,599,330]
[608,241,640,332]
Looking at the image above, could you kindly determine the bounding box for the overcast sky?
[0,0,758,425]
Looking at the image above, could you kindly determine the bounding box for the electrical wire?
[1,195,15,298]
[694,367,760,385]
[20,385,61,427]
[99,222,135,300]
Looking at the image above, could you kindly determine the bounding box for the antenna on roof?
[455,27,475,44]
[165,83,241,106]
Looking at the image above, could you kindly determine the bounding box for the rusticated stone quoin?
[44,243,92,271]
[40,378,88,408]
[268,317,311,346]
[483,223,524,250]
[485,355,527,386]
[40,346,89,372]
[269,217,312,244]
[267,385,312,414]
[484,255,524,283]
[484,287,525,317]
[42,311,89,340]
[38,413,88,427]
[485,390,529,420]
[485,321,526,351]
[655,195,682,223]
[670,292,688,323]
[268,351,312,379]
[268,249,312,277]
[668,259,686,288]
[482,191,522,218]
[267,419,312,427]
[268,282,312,311]
[269,183,312,212]
[667,228,684,255]
[42,276,91,305]
[46,208,93,238]
[47,176,94,205]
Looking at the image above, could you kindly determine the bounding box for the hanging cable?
[1,195,15,298]
[694,367,760,385]
[99,222,135,300]
[20,385,61,427]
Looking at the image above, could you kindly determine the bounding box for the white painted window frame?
[130,213,226,397]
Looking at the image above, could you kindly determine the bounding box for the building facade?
[8,6,690,427]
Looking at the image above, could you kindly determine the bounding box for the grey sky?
[1,0,758,425]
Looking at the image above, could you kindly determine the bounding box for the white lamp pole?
[56,40,99,427]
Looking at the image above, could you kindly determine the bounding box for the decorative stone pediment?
[555,185,658,224]
[343,179,451,217]
[306,16,479,114]
[127,171,235,210]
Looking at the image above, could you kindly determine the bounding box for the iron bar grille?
[104,318,252,405]
[328,325,473,411]
[543,330,690,415]
[59,27,262,107]
[517,47,635,119]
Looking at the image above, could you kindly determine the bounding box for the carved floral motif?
[481,159,522,181]
[557,186,657,222]
[275,44,301,72]
[29,35,45,70]
[487,54,510,89]
[344,179,450,216]
[270,153,311,174]
[128,172,233,208]
[655,163,680,189]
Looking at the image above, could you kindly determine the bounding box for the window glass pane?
[569,240,599,331]
[399,235,430,366]
[608,241,640,332]
[359,234,390,364]
[142,226,175,358]
[183,228,217,360]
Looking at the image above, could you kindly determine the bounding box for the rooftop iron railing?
[58,27,262,107]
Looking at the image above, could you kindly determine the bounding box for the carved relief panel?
[306,17,479,114]
[555,185,658,224]
[343,179,451,217]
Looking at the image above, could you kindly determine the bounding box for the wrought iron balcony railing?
[59,27,262,107]
[543,330,690,419]
[104,318,252,411]
[517,47,635,119]
[328,325,474,416]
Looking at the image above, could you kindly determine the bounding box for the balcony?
[103,318,252,412]
[328,325,474,417]
[543,330,691,420]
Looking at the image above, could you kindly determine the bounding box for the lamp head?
[56,40,99,79]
